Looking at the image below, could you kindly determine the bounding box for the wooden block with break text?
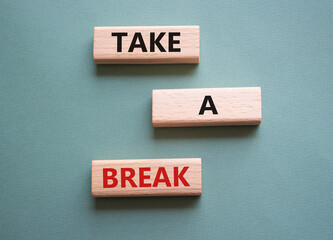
[93,26,199,64]
[92,158,201,197]
[153,87,261,127]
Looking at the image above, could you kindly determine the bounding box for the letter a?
[199,96,218,115]
[153,167,171,187]
[128,33,147,52]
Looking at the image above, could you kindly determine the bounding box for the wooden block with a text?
[153,87,261,127]
[92,158,201,197]
[93,26,199,64]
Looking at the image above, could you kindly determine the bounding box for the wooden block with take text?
[92,158,201,197]
[93,26,199,64]
[152,87,261,127]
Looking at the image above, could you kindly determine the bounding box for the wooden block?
[152,87,261,127]
[92,158,201,197]
[93,26,199,64]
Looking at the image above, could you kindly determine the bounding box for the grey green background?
[1,0,333,239]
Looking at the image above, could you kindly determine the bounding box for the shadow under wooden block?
[96,64,198,77]
[94,196,200,210]
[154,125,259,139]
